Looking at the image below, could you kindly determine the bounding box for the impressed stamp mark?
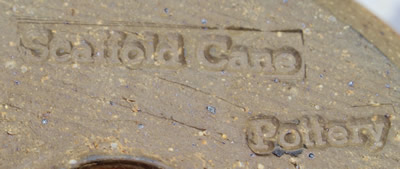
[16,18,305,79]
[246,114,391,156]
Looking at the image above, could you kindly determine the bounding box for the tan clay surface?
[0,0,399,168]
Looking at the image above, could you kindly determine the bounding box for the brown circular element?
[76,159,165,169]
[73,156,172,169]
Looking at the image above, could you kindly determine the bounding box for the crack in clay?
[56,80,210,132]
[30,83,231,145]
[116,99,238,145]
[115,102,207,132]
[1,103,22,110]
[391,104,398,114]
[156,77,247,111]
[351,102,394,107]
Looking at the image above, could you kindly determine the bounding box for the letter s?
[20,28,50,62]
